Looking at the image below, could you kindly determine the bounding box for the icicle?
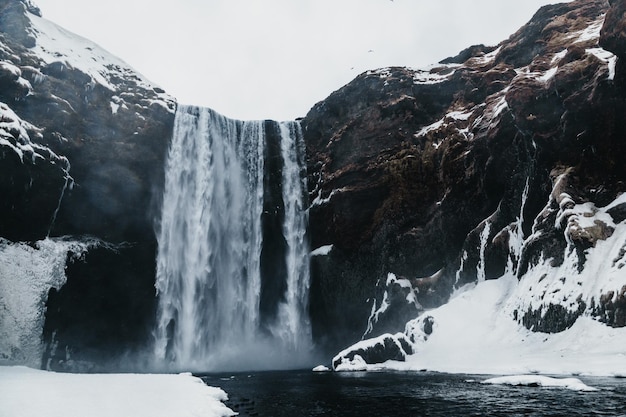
[506,178,530,275]
[477,222,491,282]
[46,158,72,238]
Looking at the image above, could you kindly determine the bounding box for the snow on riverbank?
[335,275,626,377]
[0,366,234,417]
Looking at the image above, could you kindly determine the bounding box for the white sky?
[33,0,568,121]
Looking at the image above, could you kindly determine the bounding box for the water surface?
[200,370,626,416]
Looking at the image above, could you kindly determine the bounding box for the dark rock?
[332,333,413,370]
[0,0,37,47]
[259,121,288,327]
[521,302,587,333]
[608,203,626,223]
[422,316,434,335]
[42,242,158,371]
[600,0,626,58]
[594,285,626,327]
[363,273,422,339]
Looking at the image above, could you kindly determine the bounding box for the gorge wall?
[302,0,626,355]
[0,0,174,369]
[1,0,626,370]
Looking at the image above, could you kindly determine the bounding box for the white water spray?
[154,106,311,371]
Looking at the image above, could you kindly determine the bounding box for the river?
[200,370,626,416]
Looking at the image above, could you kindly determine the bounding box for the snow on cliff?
[26,10,174,111]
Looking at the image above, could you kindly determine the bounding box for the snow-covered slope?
[359,276,626,376]
[27,11,172,110]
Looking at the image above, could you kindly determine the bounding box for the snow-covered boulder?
[332,333,413,370]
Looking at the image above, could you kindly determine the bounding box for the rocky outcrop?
[303,0,626,355]
[332,333,413,371]
[0,0,175,369]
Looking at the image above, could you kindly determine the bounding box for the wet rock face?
[303,0,626,351]
[42,243,158,371]
[0,0,175,243]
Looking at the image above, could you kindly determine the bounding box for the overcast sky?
[33,0,568,121]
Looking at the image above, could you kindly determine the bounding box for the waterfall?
[154,106,311,371]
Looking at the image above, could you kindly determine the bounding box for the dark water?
[200,370,626,417]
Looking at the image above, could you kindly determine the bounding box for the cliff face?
[303,0,626,353]
[0,0,175,368]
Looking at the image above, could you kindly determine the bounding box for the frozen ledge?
[0,366,235,417]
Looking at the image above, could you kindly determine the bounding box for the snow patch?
[27,13,173,111]
[492,95,509,118]
[470,46,502,65]
[0,366,235,417]
[0,238,103,366]
[586,47,618,80]
[367,67,392,78]
[0,102,67,168]
[551,49,568,65]
[311,244,333,256]
[572,16,605,44]
[537,67,558,83]
[477,221,491,282]
[311,188,343,207]
[447,109,473,121]
[415,118,444,137]
[412,64,458,85]
[482,375,598,392]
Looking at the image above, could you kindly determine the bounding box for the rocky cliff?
[303,0,626,356]
[0,0,175,369]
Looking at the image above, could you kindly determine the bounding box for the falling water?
[272,122,310,350]
[153,106,311,371]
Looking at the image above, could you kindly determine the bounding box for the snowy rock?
[363,272,423,338]
[332,333,413,370]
